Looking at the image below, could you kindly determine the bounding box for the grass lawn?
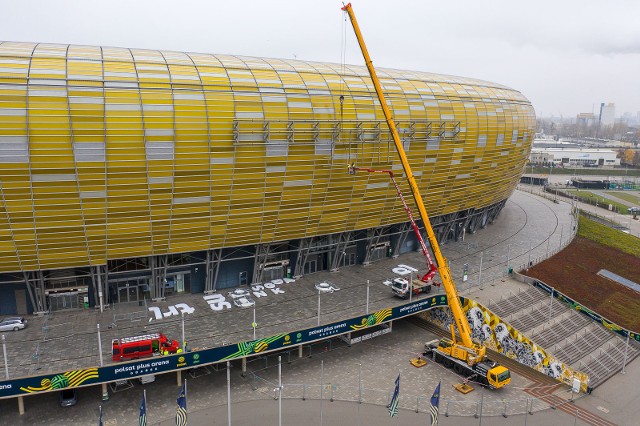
[604,191,640,205]
[564,189,631,214]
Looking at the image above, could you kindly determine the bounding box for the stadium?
[0,41,535,315]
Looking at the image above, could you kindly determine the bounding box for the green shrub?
[578,216,640,257]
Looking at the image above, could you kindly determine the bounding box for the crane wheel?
[453,363,464,375]
[443,358,454,369]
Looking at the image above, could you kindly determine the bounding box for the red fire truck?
[112,333,180,361]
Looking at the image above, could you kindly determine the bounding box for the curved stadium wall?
[0,42,534,310]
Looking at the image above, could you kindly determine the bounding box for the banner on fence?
[533,280,639,343]
[424,298,590,393]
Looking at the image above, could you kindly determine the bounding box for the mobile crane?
[342,3,510,389]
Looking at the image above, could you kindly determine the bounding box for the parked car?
[0,317,27,332]
[58,388,77,407]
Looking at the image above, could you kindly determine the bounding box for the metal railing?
[245,367,572,419]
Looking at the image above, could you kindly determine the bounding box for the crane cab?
[487,365,511,389]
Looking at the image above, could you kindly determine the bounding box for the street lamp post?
[181,312,185,352]
[317,290,321,326]
[253,303,257,340]
[278,356,282,426]
[97,324,103,367]
[479,251,484,290]
[365,280,370,315]
[227,361,232,426]
[2,334,8,379]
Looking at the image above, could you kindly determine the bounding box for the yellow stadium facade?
[0,42,534,314]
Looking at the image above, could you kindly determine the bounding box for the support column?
[176,370,182,386]
[18,396,24,415]
[242,357,247,377]
[205,249,222,294]
[252,244,272,284]
[329,232,352,272]
[293,237,314,278]
[298,345,303,358]
[362,227,385,265]
[101,383,109,401]
[392,222,412,258]
[24,271,48,314]
[151,255,168,302]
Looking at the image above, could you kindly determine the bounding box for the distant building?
[599,103,616,127]
[529,147,620,167]
[576,113,597,127]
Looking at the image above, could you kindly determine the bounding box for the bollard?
[302,384,306,400]
[416,396,420,413]
[330,384,334,402]
[445,401,449,417]
[503,399,508,418]
[474,401,480,418]
[528,398,533,415]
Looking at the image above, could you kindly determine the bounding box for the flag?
[139,392,147,426]
[388,373,400,417]
[98,405,103,426]
[429,382,441,426]
[176,380,188,426]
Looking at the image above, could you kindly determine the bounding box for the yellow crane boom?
[340,2,475,349]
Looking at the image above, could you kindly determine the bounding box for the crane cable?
[340,8,346,155]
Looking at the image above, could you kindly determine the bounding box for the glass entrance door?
[263,266,284,281]
[117,282,143,303]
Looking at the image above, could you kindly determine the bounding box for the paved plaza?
[0,189,576,379]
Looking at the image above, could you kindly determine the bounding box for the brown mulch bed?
[524,236,640,332]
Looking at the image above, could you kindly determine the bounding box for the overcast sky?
[2,0,639,118]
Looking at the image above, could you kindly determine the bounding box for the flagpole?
[398,371,400,423]
[142,389,147,426]
[319,360,324,426]
[436,382,440,426]
[227,361,231,426]
[278,355,282,426]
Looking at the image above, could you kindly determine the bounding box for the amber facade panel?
[0,42,535,273]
